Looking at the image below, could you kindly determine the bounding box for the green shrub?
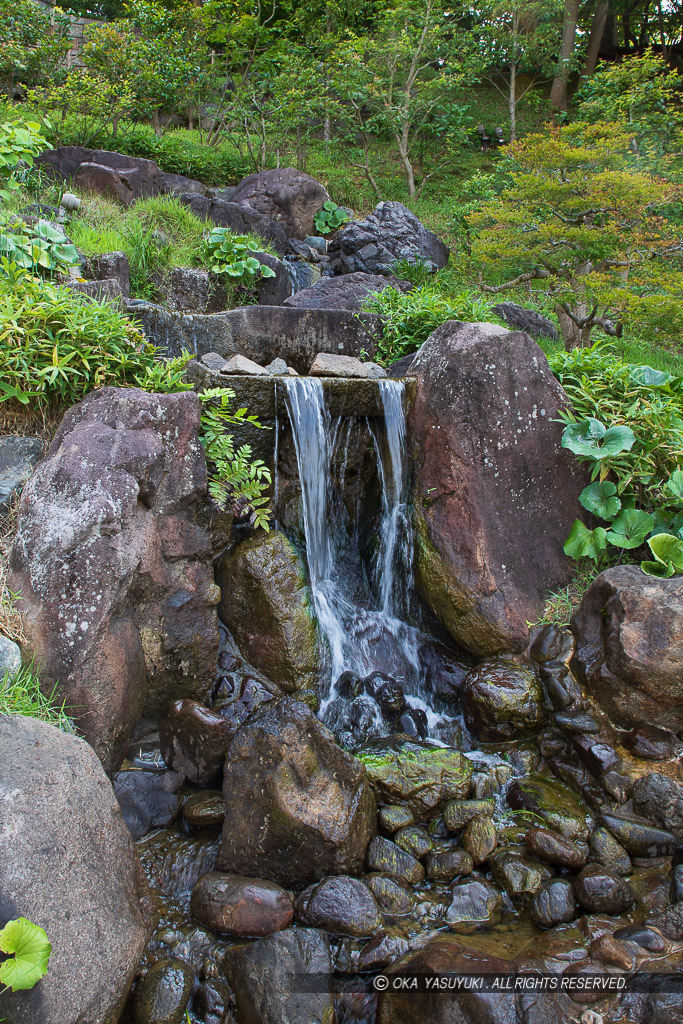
[549,343,683,566]
[203,228,276,281]
[362,285,500,365]
[313,201,350,236]
[0,117,49,201]
[0,218,79,276]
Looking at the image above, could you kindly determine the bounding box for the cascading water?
[278,375,444,742]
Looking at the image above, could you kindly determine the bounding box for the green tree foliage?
[0,0,70,99]
[469,122,682,348]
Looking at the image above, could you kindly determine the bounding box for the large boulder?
[9,388,220,769]
[283,272,408,311]
[216,530,322,692]
[571,565,683,730]
[329,201,449,275]
[177,194,289,255]
[407,321,585,655]
[230,167,330,240]
[216,698,377,887]
[0,715,152,1024]
[38,146,166,200]
[493,302,558,342]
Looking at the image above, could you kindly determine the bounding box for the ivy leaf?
[561,419,636,460]
[606,509,654,549]
[564,520,608,561]
[578,481,621,520]
[0,917,52,992]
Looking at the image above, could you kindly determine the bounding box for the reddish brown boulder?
[10,387,220,769]
[407,321,585,655]
[191,871,293,937]
[571,565,683,730]
[160,699,234,786]
[75,162,135,205]
[231,167,330,240]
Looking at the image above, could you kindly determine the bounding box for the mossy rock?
[507,774,590,841]
[357,743,472,821]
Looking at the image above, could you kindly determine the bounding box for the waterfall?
[278,376,422,723]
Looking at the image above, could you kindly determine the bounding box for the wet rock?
[443,798,495,831]
[537,728,566,758]
[571,565,683,730]
[507,775,589,840]
[625,724,679,760]
[9,388,219,769]
[0,716,151,1024]
[490,848,550,900]
[632,773,683,833]
[366,836,425,885]
[0,634,21,682]
[540,661,583,710]
[193,980,234,1024]
[426,848,474,882]
[600,810,677,857]
[222,926,333,1024]
[397,708,429,739]
[561,959,610,1005]
[613,924,667,951]
[295,876,382,937]
[212,672,277,733]
[394,825,432,859]
[112,769,183,839]
[329,201,449,275]
[284,272,408,310]
[0,434,43,513]
[672,846,683,902]
[658,902,683,940]
[530,878,577,928]
[217,698,376,888]
[183,791,225,828]
[159,700,233,786]
[574,864,636,914]
[133,959,194,1024]
[446,879,503,932]
[309,352,386,378]
[572,733,621,775]
[554,709,600,733]
[418,640,470,703]
[408,321,584,655]
[190,871,293,937]
[588,827,632,875]
[358,931,410,971]
[589,933,634,970]
[524,827,588,870]
[493,302,559,341]
[461,815,497,864]
[365,873,415,916]
[360,743,472,820]
[600,769,632,804]
[378,805,414,833]
[217,531,321,692]
[462,657,546,741]
[230,167,330,239]
[530,624,574,664]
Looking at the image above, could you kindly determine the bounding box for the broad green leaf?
[640,559,676,578]
[629,365,675,389]
[647,532,683,570]
[564,520,608,561]
[606,508,654,549]
[0,917,52,992]
[561,419,636,460]
[666,470,683,499]
[579,481,621,520]
[260,266,276,278]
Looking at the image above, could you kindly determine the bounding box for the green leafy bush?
[0,218,79,276]
[0,118,49,201]
[203,229,276,281]
[362,285,499,365]
[313,201,350,235]
[550,343,683,565]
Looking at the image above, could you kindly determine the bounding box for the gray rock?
[408,321,585,655]
[571,565,683,730]
[309,352,386,378]
[75,162,136,205]
[493,301,558,341]
[231,167,330,240]
[206,186,237,202]
[0,634,22,682]
[112,769,183,839]
[133,958,194,1024]
[295,875,382,937]
[283,272,409,311]
[446,879,503,931]
[168,267,213,313]
[254,250,293,306]
[177,193,289,255]
[574,864,636,914]
[221,353,268,374]
[9,388,219,769]
[200,351,229,372]
[632,773,683,834]
[162,171,207,195]
[68,277,125,304]
[589,826,632,875]
[0,437,43,513]
[0,715,151,1024]
[365,874,414,916]
[216,698,376,887]
[304,235,327,253]
[329,201,449,274]
[265,357,289,375]
[86,250,130,296]
[222,927,333,1024]
[530,878,577,928]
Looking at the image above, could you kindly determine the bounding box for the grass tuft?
[0,663,73,731]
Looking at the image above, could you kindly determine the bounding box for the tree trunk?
[550,0,581,111]
[397,123,416,197]
[584,1,610,76]
[509,60,517,141]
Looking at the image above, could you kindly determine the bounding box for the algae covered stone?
[462,657,546,741]
[358,743,472,820]
[217,529,322,691]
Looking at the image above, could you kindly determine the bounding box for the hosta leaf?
[579,481,621,520]
[640,559,676,578]
[606,509,654,549]
[563,520,608,561]
[646,532,683,571]
[0,917,52,992]
[562,419,636,460]
[629,365,675,389]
